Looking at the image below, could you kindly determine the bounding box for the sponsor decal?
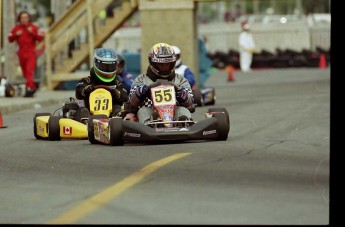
[124,132,141,138]
[38,125,45,133]
[162,129,179,133]
[63,126,72,135]
[203,129,216,136]
[94,123,100,140]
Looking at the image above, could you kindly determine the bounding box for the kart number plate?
[93,98,110,111]
[151,86,176,106]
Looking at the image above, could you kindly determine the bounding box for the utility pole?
[3,0,16,82]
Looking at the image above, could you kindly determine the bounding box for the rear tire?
[48,116,62,141]
[5,84,15,97]
[192,88,203,107]
[87,115,108,144]
[109,118,124,146]
[33,113,51,139]
[206,88,216,105]
[212,113,230,141]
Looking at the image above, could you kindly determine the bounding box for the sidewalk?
[0,88,75,115]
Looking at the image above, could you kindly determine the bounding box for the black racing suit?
[75,67,128,116]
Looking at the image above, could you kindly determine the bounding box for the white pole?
[86,0,94,67]
[3,0,16,83]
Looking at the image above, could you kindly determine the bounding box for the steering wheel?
[149,81,178,90]
[93,85,116,91]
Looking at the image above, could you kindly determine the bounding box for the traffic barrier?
[319,53,327,69]
[226,65,235,81]
[0,110,7,128]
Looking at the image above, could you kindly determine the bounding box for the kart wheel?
[208,108,229,124]
[48,116,62,141]
[87,114,108,144]
[208,96,216,105]
[206,89,216,105]
[192,88,203,107]
[5,84,15,97]
[33,113,51,139]
[109,118,124,146]
[212,113,230,141]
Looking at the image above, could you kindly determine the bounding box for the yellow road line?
[47,152,192,224]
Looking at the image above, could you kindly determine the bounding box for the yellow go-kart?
[33,85,115,141]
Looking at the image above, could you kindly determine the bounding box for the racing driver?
[128,43,194,125]
[76,48,128,117]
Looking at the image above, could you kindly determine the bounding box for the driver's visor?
[95,59,118,73]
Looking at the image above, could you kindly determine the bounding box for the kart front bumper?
[121,117,220,143]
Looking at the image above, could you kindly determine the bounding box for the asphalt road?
[0,68,330,224]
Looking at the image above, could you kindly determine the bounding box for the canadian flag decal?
[63,126,72,135]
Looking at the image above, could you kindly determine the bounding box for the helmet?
[241,20,251,31]
[116,54,126,75]
[148,43,176,79]
[171,45,182,66]
[117,54,126,67]
[93,48,118,82]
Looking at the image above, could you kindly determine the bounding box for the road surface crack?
[313,156,330,207]
[233,139,294,158]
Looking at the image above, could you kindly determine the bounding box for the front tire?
[109,118,124,146]
[87,115,108,144]
[48,116,62,141]
[212,113,230,141]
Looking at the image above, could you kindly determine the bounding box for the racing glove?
[109,86,121,100]
[176,88,189,103]
[81,85,94,97]
[135,85,150,101]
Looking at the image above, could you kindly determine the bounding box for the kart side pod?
[34,114,88,140]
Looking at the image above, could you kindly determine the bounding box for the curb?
[0,98,67,115]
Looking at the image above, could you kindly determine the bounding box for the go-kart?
[88,82,229,146]
[33,85,117,141]
[192,87,216,107]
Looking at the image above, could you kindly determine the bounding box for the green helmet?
[93,48,118,82]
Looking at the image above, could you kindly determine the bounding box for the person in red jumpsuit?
[8,11,45,97]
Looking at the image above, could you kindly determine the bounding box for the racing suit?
[175,61,196,88]
[76,67,128,116]
[128,67,194,124]
[8,23,44,90]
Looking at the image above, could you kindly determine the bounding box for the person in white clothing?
[238,21,256,72]
[171,45,196,89]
